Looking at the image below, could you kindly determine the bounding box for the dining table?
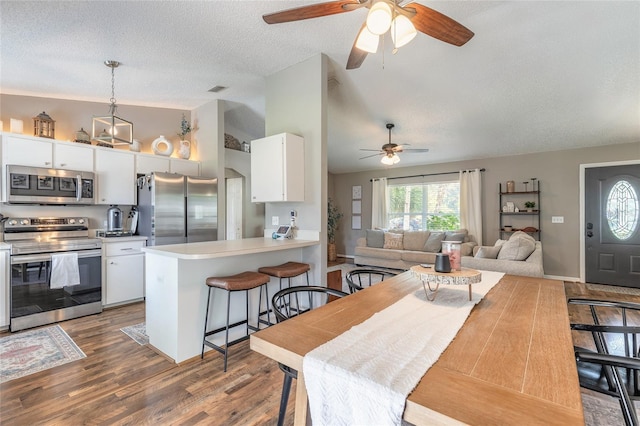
[250,271,584,425]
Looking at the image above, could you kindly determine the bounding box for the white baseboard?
[545,274,581,282]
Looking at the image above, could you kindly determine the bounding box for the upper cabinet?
[54,142,94,171]
[2,135,54,168]
[95,148,136,205]
[251,133,304,202]
[136,154,170,175]
[170,158,200,176]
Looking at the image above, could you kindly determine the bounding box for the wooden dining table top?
[250,272,584,425]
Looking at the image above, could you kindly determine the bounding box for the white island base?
[143,237,320,364]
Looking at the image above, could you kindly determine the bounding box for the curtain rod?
[370,168,485,182]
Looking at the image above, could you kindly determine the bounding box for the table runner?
[303,270,505,426]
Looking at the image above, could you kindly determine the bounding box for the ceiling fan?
[262,0,474,70]
[359,123,429,165]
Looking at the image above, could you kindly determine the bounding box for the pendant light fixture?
[92,60,133,146]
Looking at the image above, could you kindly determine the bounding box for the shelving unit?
[499,181,541,241]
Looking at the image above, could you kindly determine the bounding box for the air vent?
[208,85,227,93]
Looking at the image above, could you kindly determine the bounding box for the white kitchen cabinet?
[136,154,170,175]
[251,133,304,202]
[2,134,54,168]
[54,142,94,171]
[95,148,136,205]
[170,158,200,176]
[102,238,145,306]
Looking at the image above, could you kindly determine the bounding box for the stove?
[95,230,133,238]
[3,217,103,331]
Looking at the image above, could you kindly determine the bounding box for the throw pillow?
[497,237,536,261]
[475,246,501,259]
[444,232,466,242]
[423,232,445,252]
[383,232,404,250]
[366,229,385,248]
[509,231,536,243]
[403,231,430,251]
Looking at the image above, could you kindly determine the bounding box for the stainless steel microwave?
[6,165,95,205]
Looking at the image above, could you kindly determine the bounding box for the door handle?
[586,231,593,238]
[586,223,593,230]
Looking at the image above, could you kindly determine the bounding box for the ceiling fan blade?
[263,0,363,24]
[402,148,430,153]
[347,23,370,70]
[405,3,474,46]
[359,152,383,160]
[359,149,382,152]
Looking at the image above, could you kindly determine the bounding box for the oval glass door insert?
[606,180,639,240]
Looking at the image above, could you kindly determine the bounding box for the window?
[607,180,639,240]
[387,180,460,231]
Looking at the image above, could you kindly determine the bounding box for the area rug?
[120,322,148,346]
[0,325,86,384]
[586,283,640,296]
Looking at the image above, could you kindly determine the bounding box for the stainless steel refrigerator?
[136,172,218,246]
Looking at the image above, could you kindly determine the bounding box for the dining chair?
[346,268,397,294]
[271,285,349,426]
[568,298,640,426]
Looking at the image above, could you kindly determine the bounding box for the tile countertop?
[142,237,319,260]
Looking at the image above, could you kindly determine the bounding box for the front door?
[585,164,640,287]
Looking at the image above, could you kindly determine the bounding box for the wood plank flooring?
[1,281,638,425]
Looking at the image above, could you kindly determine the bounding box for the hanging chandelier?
[92,60,133,146]
[355,0,418,54]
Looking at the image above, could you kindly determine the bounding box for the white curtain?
[371,178,388,229]
[460,169,483,245]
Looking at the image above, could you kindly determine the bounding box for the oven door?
[9,249,102,331]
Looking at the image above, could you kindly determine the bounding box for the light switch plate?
[272,216,279,226]
[552,216,564,223]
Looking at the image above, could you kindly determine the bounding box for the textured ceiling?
[1,1,639,174]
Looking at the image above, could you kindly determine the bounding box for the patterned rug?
[0,325,86,384]
[120,322,148,346]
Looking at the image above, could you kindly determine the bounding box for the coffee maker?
[107,205,123,232]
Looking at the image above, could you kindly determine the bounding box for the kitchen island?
[142,237,320,363]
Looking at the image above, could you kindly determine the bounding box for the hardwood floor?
[1,280,638,425]
[0,302,294,425]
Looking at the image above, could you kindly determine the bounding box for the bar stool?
[201,271,270,372]
[258,262,311,326]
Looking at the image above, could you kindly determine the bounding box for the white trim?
[579,159,640,283]
[545,274,580,282]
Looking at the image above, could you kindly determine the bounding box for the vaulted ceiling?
[1,1,638,173]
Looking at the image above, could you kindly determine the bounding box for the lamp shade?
[391,15,417,48]
[381,153,400,165]
[355,27,379,53]
[367,1,392,35]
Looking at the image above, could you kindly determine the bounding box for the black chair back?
[346,268,397,294]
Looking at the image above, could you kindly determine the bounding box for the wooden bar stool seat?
[201,271,270,372]
[257,262,311,327]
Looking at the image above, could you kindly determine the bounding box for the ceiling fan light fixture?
[391,14,417,48]
[366,0,392,35]
[381,153,400,165]
[355,27,379,53]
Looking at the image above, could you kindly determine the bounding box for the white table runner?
[303,270,505,426]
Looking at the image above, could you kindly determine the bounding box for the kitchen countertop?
[0,242,10,250]
[98,236,148,243]
[142,237,319,260]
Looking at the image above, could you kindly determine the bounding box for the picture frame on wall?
[352,215,362,230]
[352,185,362,200]
[352,200,361,215]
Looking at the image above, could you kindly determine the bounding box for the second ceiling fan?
[262,0,474,69]
[360,123,429,165]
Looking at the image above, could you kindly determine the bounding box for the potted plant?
[327,198,343,261]
[177,114,193,159]
[524,201,536,212]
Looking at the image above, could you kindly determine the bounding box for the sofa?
[354,229,477,271]
[461,232,544,277]
[354,229,544,278]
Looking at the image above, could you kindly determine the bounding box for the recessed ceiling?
[1,1,638,174]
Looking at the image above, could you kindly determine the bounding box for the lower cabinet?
[0,248,9,328]
[102,239,145,306]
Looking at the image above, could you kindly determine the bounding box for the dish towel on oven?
[303,270,505,426]
[50,252,80,289]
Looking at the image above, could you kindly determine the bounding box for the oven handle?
[76,174,82,201]
[11,249,102,264]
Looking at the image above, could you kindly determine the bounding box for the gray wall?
[331,142,640,279]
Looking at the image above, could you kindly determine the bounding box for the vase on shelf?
[178,140,191,159]
[152,135,173,156]
[130,139,141,152]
